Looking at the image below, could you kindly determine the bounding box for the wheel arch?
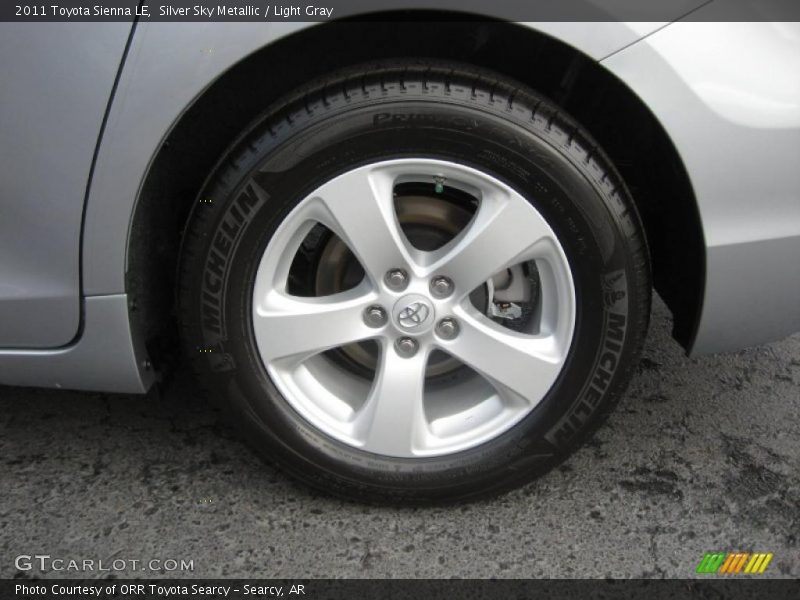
[126,15,704,372]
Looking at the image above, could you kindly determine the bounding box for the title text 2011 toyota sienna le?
[1,8,798,502]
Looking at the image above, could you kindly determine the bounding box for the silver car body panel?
[0,294,154,393]
[0,17,798,391]
[602,21,800,353]
[0,22,132,347]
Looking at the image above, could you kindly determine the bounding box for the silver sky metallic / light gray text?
[159,5,334,18]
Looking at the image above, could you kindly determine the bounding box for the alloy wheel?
[251,159,576,458]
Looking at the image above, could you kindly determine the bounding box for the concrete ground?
[1,297,798,579]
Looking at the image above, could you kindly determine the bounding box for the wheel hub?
[311,191,472,378]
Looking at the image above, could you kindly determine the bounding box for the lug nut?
[395,337,418,358]
[436,317,459,340]
[430,275,454,299]
[384,268,409,291]
[363,305,388,328]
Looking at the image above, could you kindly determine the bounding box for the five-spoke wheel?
[252,159,575,457]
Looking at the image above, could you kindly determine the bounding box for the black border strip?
[5,578,800,600]
[4,0,800,22]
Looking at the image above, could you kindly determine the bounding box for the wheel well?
[128,15,704,371]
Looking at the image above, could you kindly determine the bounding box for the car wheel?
[178,62,651,503]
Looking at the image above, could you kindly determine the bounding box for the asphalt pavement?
[1,297,798,579]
